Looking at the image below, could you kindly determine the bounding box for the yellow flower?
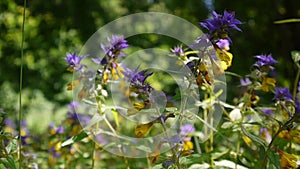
[127,101,146,116]
[242,135,252,146]
[134,122,154,138]
[278,130,292,141]
[261,76,276,92]
[216,48,233,70]
[290,129,300,144]
[279,150,298,169]
[183,140,194,151]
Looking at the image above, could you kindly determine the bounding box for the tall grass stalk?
[19,0,27,168]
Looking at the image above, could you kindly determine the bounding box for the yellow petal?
[133,101,146,110]
[67,80,80,91]
[134,122,153,138]
[216,48,233,70]
[279,151,298,169]
[183,141,194,151]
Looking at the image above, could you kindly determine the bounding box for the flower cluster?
[199,10,242,71]
[123,66,154,115]
[64,52,86,72]
[93,35,129,83]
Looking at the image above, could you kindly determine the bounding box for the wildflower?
[278,150,298,169]
[20,120,30,145]
[171,45,186,61]
[4,118,16,135]
[92,35,129,83]
[101,35,129,58]
[56,126,64,134]
[253,54,277,69]
[180,124,195,140]
[68,101,79,111]
[180,124,195,153]
[216,39,230,51]
[274,87,293,102]
[261,77,276,92]
[216,47,233,70]
[171,45,184,57]
[199,10,242,40]
[162,160,175,168]
[134,122,154,138]
[64,52,85,72]
[259,128,272,143]
[123,67,153,96]
[240,77,251,86]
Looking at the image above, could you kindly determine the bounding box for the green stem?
[146,156,152,169]
[91,141,96,169]
[19,0,26,168]
[235,132,241,169]
[292,68,300,100]
[261,112,295,168]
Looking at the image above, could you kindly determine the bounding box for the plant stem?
[261,112,295,168]
[91,141,96,169]
[235,132,241,169]
[19,0,26,168]
[146,156,152,169]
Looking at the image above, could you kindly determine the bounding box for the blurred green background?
[1,0,299,131]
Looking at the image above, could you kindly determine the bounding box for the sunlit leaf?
[274,18,300,24]
[61,131,88,147]
[241,125,266,147]
[291,51,300,68]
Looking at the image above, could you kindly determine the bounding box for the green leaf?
[240,125,266,147]
[274,18,300,24]
[0,163,7,169]
[61,131,88,147]
[267,151,280,169]
[179,153,210,166]
[7,155,17,169]
[291,51,300,68]
[112,109,119,128]
[6,139,17,154]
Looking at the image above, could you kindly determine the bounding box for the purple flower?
[123,67,153,95]
[171,46,184,57]
[0,108,3,113]
[261,109,273,115]
[64,52,85,71]
[216,39,230,50]
[56,126,65,134]
[4,119,15,128]
[240,77,251,86]
[101,35,129,57]
[253,54,277,68]
[68,101,79,112]
[180,124,195,135]
[274,87,293,102]
[199,10,242,36]
[260,127,272,143]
